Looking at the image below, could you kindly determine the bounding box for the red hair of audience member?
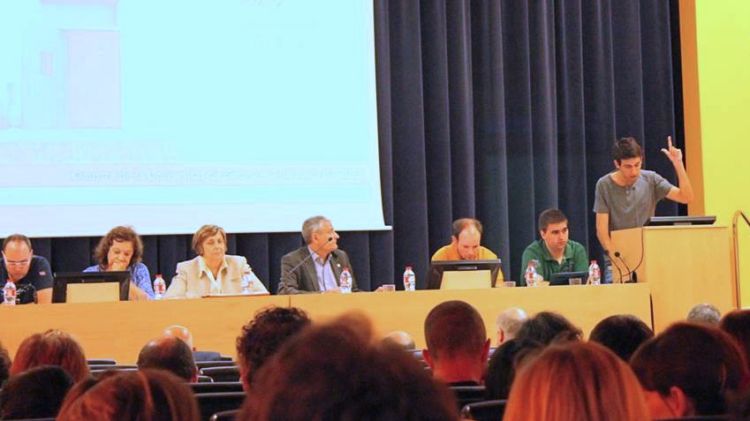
[720,309,750,372]
[504,341,649,421]
[10,330,89,382]
[630,322,749,418]
[57,369,199,421]
[238,312,459,421]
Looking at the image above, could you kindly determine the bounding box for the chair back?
[191,382,244,394]
[195,392,245,421]
[196,361,237,370]
[209,409,240,421]
[200,366,240,382]
[460,399,507,421]
[450,385,487,410]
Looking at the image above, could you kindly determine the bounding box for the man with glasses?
[1,234,53,304]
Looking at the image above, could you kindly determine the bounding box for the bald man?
[431,219,503,281]
[137,336,198,382]
[163,325,224,362]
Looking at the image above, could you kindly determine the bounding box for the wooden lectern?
[611,225,737,331]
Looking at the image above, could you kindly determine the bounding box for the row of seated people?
[1,303,749,420]
[2,209,597,304]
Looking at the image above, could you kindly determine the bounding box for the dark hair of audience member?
[514,311,581,346]
[631,322,749,416]
[236,306,311,387]
[0,341,10,387]
[484,340,520,400]
[721,309,750,372]
[57,369,200,421]
[10,329,89,382]
[589,314,653,361]
[0,365,74,419]
[137,336,197,382]
[238,313,459,421]
[424,300,487,360]
[504,341,649,421]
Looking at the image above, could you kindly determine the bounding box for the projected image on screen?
[0,1,385,237]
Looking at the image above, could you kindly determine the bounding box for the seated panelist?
[519,209,589,285]
[277,215,357,294]
[84,226,154,300]
[164,224,267,299]
[431,218,504,280]
[1,234,53,304]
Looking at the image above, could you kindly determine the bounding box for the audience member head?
[11,329,89,382]
[163,324,195,350]
[484,339,542,400]
[630,322,749,418]
[0,341,10,387]
[0,365,74,419]
[93,225,144,271]
[2,234,34,282]
[721,309,750,372]
[137,336,198,382]
[450,218,484,260]
[495,307,528,345]
[505,341,648,421]
[240,313,458,421]
[515,311,581,346]
[589,314,653,361]
[236,306,311,389]
[383,330,416,351]
[687,303,722,325]
[57,369,199,421]
[423,300,489,384]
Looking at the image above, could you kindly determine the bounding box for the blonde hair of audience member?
[239,313,458,421]
[57,369,200,421]
[504,341,649,421]
[10,330,89,382]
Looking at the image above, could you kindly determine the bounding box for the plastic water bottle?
[241,268,254,294]
[525,260,539,287]
[339,267,352,294]
[3,280,17,306]
[588,260,601,285]
[403,266,416,291]
[152,274,166,300]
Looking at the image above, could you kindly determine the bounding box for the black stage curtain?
[27,0,683,292]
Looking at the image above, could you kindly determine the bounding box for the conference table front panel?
[0,284,651,363]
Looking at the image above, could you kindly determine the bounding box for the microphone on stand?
[283,236,334,280]
[613,251,637,283]
[607,250,624,283]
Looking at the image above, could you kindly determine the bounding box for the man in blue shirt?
[0,234,53,304]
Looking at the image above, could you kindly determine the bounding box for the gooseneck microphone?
[608,250,624,283]
[284,236,334,279]
[613,251,637,283]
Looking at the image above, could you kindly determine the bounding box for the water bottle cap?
[405,265,412,270]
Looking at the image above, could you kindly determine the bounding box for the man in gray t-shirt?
[593,136,694,259]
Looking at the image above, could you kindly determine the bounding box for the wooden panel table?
[291,284,652,349]
[0,284,651,362]
[0,295,289,364]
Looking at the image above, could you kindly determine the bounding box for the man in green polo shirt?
[519,209,589,285]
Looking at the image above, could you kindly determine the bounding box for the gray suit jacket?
[277,247,357,294]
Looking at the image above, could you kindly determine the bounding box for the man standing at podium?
[593,137,694,280]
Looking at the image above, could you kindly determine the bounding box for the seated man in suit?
[278,216,357,294]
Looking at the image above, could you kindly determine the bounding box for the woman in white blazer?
[164,225,268,299]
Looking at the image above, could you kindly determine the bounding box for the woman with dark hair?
[0,365,73,419]
[84,225,154,300]
[630,322,749,418]
[10,330,89,382]
[57,369,200,421]
[720,309,750,372]
[514,311,582,346]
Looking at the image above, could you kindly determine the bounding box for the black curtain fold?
[23,0,682,292]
